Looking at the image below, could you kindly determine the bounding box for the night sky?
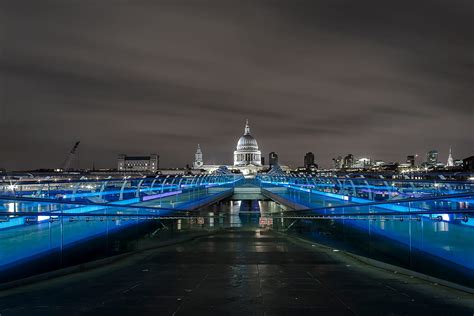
[1,0,473,170]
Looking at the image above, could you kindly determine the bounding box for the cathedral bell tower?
[193,144,204,169]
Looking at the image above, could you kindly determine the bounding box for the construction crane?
[61,141,80,171]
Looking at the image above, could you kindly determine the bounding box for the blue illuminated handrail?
[257,174,474,204]
[0,195,180,212]
[260,189,474,213]
[1,208,472,218]
[0,174,244,199]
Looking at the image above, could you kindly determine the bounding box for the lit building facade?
[352,157,372,169]
[406,155,416,167]
[343,154,354,168]
[333,156,343,169]
[426,150,438,165]
[118,154,159,172]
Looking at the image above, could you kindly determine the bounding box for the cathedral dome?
[234,120,262,167]
[237,134,259,151]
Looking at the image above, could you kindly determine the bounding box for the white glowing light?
[7,202,15,213]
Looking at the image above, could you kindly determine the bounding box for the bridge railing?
[0,174,244,284]
[0,174,243,204]
[0,174,244,232]
[257,174,474,203]
[0,196,234,285]
[260,181,474,288]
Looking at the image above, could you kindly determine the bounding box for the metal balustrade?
[258,174,474,202]
[0,175,243,231]
[0,174,244,284]
[0,174,243,202]
[257,175,474,287]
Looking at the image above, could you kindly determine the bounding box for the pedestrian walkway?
[0,229,473,315]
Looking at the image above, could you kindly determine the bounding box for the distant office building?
[446,147,454,167]
[426,150,438,165]
[269,152,279,167]
[353,157,371,169]
[333,156,343,169]
[378,162,399,171]
[304,152,317,170]
[373,160,385,167]
[118,154,159,172]
[343,154,354,169]
[463,156,474,172]
[406,155,415,167]
[454,159,463,167]
[193,144,204,169]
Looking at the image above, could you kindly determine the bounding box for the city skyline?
[1,121,468,170]
[1,0,473,170]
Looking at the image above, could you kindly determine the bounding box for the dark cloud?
[0,0,472,170]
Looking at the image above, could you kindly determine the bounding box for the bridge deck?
[0,229,472,315]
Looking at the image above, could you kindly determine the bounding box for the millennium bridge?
[0,174,473,314]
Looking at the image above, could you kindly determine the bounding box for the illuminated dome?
[234,120,262,166]
[237,134,259,151]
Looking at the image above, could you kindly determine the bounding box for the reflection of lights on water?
[208,212,214,227]
[230,201,241,213]
[177,219,181,230]
[229,207,242,227]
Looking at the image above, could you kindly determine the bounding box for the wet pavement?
[0,228,473,315]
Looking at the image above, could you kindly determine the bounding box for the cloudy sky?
[1,0,473,170]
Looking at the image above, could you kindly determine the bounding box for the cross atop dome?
[244,119,250,135]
